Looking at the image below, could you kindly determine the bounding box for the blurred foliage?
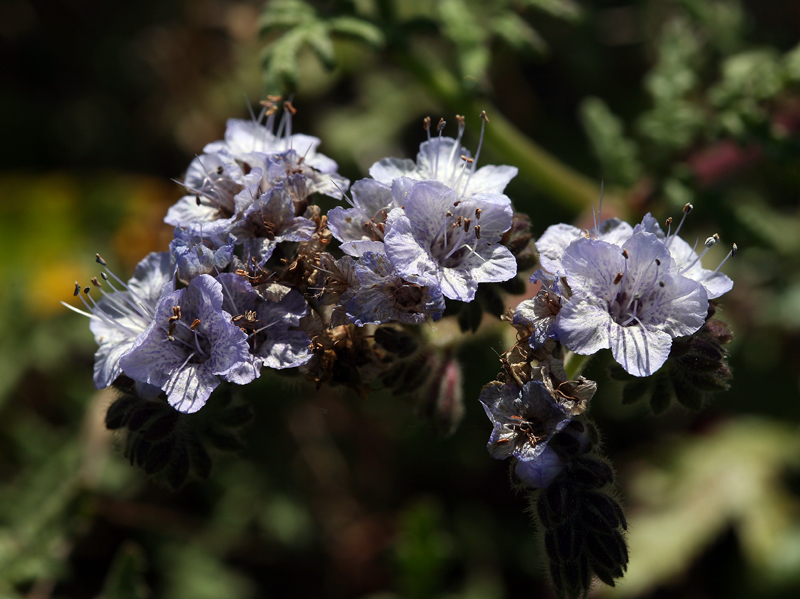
[3,0,800,597]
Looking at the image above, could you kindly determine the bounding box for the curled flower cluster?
[67,101,736,598]
[67,104,523,415]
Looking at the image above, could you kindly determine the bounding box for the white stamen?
[713,243,737,274]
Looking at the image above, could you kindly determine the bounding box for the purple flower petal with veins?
[383,180,516,302]
[339,241,445,326]
[120,275,256,413]
[555,231,708,377]
[479,380,572,462]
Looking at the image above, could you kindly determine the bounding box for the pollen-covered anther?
[665,216,673,228]
[91,277,102,288]
[437,118,446,133]
[423,116,431,131]
[464,218,472,232]
[474,224,481,239]
[190,319,201,330]
[613,272,623,285]
[480,110,489,123]
[684,203,694,214]
[622,249,629,259]
[456,114,465,125]
[475,208,481,219]
[261,97,281,115]
[95,253,107,266]
[283,101,297,115]
[705,233,720,247]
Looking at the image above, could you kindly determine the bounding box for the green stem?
[397,53,619,214]
[563,350,591,380]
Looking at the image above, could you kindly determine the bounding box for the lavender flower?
[119,275,257,413]
[217,273,312,371]
[205,117,339,174]
[170,228,236,284]
[480,380,572,461]
[63,252,175,390]
[234,181,317,266]
[369,115,517,199]
[338,240,445,326]
[555,231,708,377]
[513,269,564,349]
[383,179,516,302]
[327,178,395,243]
[165,152,261,234]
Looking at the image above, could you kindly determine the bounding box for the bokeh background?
[2,0,800,597]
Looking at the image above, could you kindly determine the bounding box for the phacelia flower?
[327,178,396,243]
[513,269,564,349]
[480,380,573,487]
[170,228,236,284]
[63,252,175,390]
[514,446,565,488]
[165,151,261,234]
[555,231,708,377]
[537,207,734,300]
[338,240,445,326]
[654,217,734,299]
[120,275,257,413]
[205,113,339,174]
[369,114,517,199]
[217,273,312,371]
[383,179,516,302]
[235,181,317,267]
[535,216,635,275]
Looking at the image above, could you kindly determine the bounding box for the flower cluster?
[67,104,523,415]
[67,100,735,598]
[67,99,351,413]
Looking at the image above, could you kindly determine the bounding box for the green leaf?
[329,16,386,48]
[304,23,337,70]
[580,97,643,187]
[259,0,317,33]
[261,27,306,91]
[519,0,582,22]
[489,13,546,54]
[644,17,702,103]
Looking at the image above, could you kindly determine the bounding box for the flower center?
[429,205,483,267]
[166,306,211,364]
[610,254,666,328]
[392,281,425,310]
